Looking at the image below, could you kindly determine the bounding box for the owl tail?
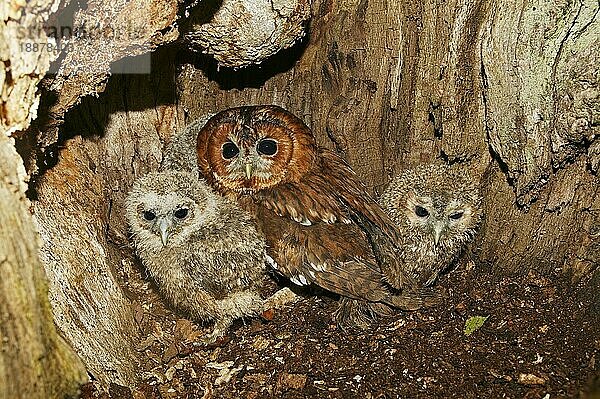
[383,286,447,310]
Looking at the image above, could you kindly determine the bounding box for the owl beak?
[245,163,253,180]
[158,218,171,246]
[433,222,445,246]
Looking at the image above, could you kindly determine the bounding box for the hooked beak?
[158,218,171,246]
[245,163,253,180]
[433,222,445,246]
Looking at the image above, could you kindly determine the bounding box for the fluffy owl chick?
[161,114,215,175]
[379,164,483,287]
[125,170,266,343]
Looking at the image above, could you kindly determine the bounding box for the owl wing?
[260,207,392,302]
[254,149,394,229]
[261,207,442,308]
[254,148,417,290]
[316,150,402,241]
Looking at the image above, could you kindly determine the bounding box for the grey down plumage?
[125,170,267,342]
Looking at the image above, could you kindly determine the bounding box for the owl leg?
[333,297,394,330]
[202,316,235,344]
[202,290,264,344]
[262,287,302,311]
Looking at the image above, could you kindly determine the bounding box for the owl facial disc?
[197,105,318,195]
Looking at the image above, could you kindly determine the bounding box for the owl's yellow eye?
[222,142,239,159]
[257,138,277,156]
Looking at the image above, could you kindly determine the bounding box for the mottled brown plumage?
[196,105,440,327]
[379,164,483,287]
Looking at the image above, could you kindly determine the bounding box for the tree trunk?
[177,0,599,274]
[0,134,87,398]
[33,65,181,386]
[1,1,88,397]
[8,0,600,391]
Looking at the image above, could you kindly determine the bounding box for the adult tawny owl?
[379,164,483,287]
[125,170,266,342]
[195,105,440,328]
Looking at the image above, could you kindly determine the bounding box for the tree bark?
[34,65,181,386]
[177,0,599,275]
[184,0,311,68]
[1,1,88,397]
[0,134,87,399]
[14,0,600,390]
[1,0,58,136]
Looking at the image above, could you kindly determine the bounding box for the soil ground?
[80,260,600,399]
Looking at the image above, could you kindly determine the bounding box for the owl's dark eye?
[449,211,464,220]
[143,210,156,221]
[174,208,189,219]
[257,138,278,156]
[222,142,239,159]
[415,206,429,217]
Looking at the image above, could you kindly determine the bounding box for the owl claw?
[201,331,230,347]
[262,287,301,311]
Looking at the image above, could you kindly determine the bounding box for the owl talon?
[262,287,301,311]
[201,331,230,347]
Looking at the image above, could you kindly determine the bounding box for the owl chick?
[195,105,441,328]
[161,114,215,175]
[379,164,483,287]
[125,170,266,343]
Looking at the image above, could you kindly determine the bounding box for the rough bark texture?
[478,0,599,274]
[13,0,310,387]
[184,0,311,68]
[1,1,88,397]
[0,133,87,398]
[1,0,60,136]
[34,63,180,386]
[482,1,599,201]
[35,0,310,148]
[20,0,600,390]
[40,0,181,147]
[177,0,599,275]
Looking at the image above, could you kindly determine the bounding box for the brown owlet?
[379,164,483,287]
[125,170,267,343]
